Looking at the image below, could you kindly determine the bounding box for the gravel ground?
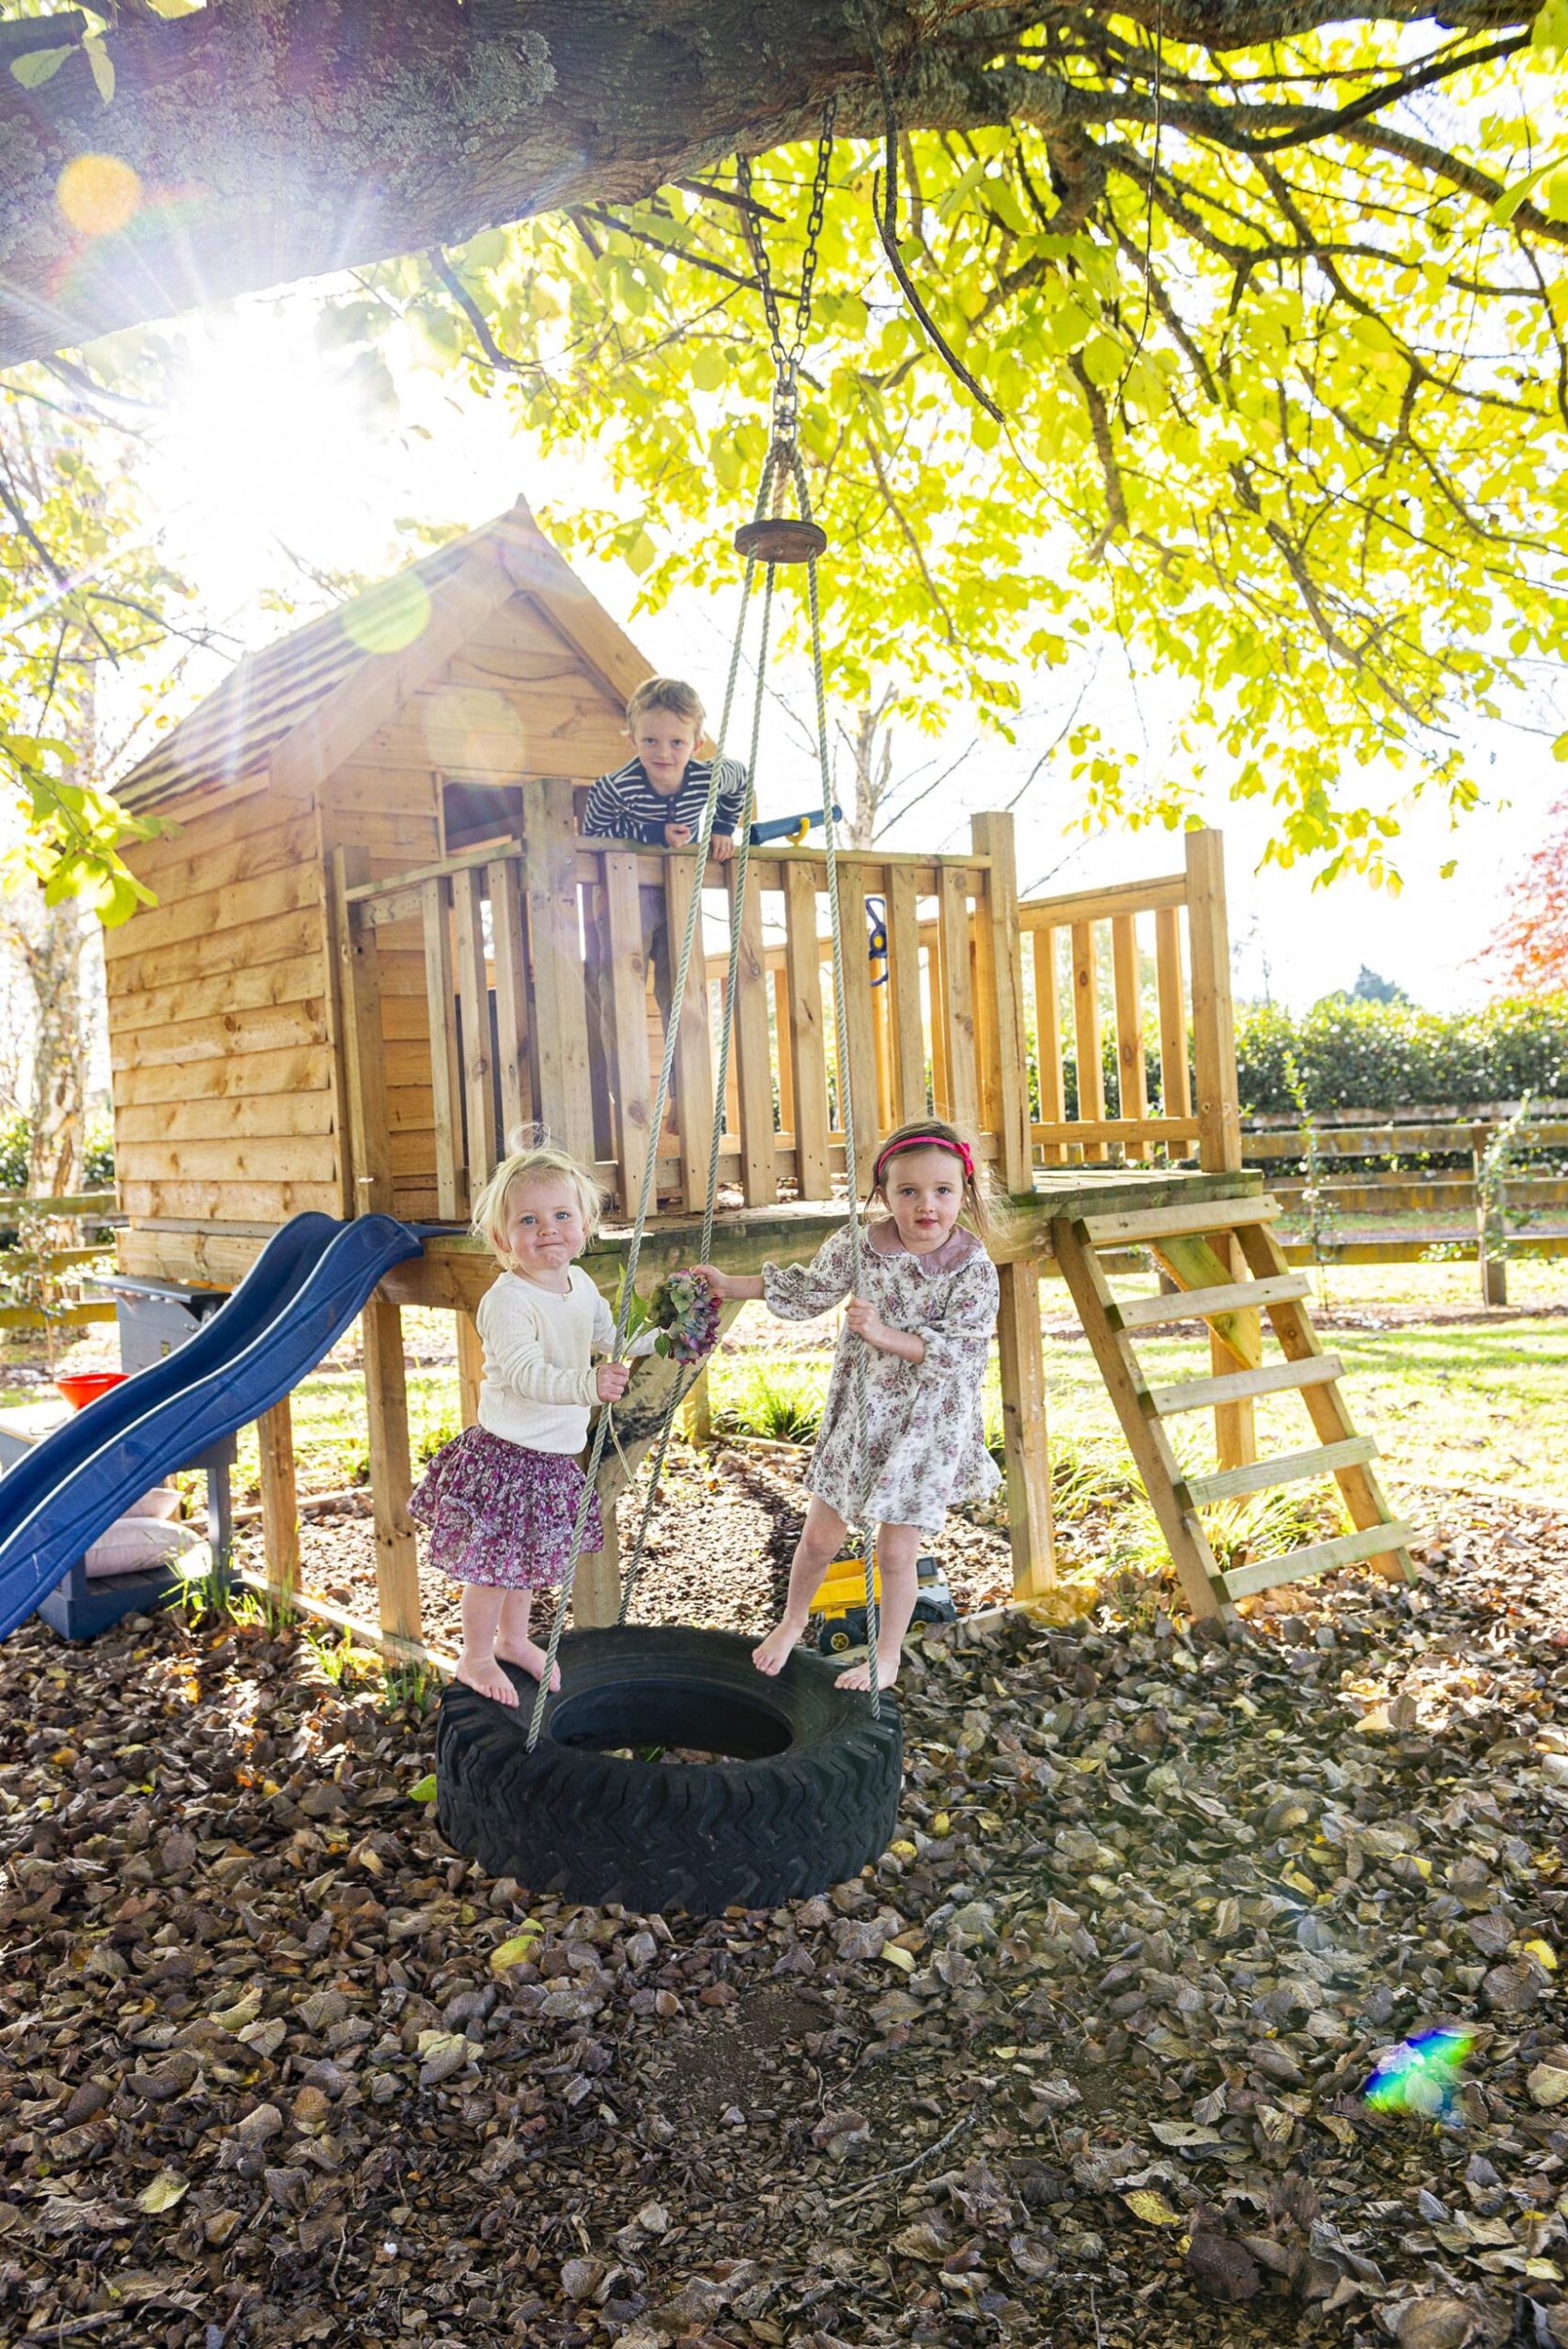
[231,1441,1017,1657]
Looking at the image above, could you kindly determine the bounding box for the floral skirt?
[406,1427,602,1590]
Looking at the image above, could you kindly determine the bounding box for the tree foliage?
[1480,788,1568,993]
[0,371,191,919]
[333,7,1568,880]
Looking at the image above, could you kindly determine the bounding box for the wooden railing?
[1017,828,1240,1173]
[334,788,1033,1222]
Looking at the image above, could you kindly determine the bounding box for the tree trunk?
[845,703,894,847]
[26,900,85,1204]
[0,0,920,368]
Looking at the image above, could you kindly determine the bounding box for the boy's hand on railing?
[596,1361,631,1402]
[708,833,736,863]
[663,820,694,849]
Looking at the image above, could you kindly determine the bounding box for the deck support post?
[363,1297,421,1650]
[257,1396,300,1602]
[971,812,1054,1599]
[456,1310,484,1430]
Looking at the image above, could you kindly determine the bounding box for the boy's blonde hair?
[864,1117,1008,1247]
[471,1132,604,1268]
[626,676,705,735]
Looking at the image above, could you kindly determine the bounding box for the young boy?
[582,678,750,1156]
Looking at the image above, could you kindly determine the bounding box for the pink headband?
[874,1131,974,1184]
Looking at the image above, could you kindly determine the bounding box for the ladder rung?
[1186,1436,1378,1507]
[1148,1353,1343,1416]
[1222,1520,1415,1601]
[1080,1194,1281,1246]
[1116,1272,1308,1330]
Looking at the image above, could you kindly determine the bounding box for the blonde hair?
[626,676,705,734]
[864,1117,1007,1247]
[471,1132,604,1268]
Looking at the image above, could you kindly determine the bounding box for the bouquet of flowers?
[646,1268,722,1363]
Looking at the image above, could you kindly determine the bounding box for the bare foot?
[752,1619,808,1676]
[494,1637,562,1693]
[457,1652,519,1706]
[836,1648,901,1694]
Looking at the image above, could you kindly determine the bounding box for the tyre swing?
[436,111,904,1917]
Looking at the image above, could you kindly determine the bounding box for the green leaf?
[83,33,114,105]
[9,46,72,88]
[409,1772,438,1803]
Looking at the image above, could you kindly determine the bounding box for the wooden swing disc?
[733,517,828,565]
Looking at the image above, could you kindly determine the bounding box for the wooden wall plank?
[452,865,500,1194]
[108,951,325,1038]
[489,854,532,1144]
[885,864,927,1126]
[107,910,323,1000]
[112,1043,333,1110]
[114,999,330,1071]
[421,879,464,1221]
[1032,927,1064,1168]
[103,859,320,963]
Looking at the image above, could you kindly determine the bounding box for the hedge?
[1234,997,1568,1117]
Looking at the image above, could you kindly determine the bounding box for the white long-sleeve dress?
[762,1221,1001,1532]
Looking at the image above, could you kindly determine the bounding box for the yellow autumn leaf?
[138,2170,189,2215]
[1526,1938,1559,1972]
[1123,2190,1183,2226]
[489,1931,543,1972]
[881,1944,917,1973]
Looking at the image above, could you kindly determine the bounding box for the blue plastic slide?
[0,1212,424,1641]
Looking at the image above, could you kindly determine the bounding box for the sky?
[130,292,1560,1018]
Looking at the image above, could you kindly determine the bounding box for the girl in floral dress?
[695,1119,1001,1691]
[408,1141,630,1706]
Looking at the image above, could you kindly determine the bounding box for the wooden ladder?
[1050,1193,1415,1621]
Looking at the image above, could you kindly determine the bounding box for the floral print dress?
[762,1221,1001,1533]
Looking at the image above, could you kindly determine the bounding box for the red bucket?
[55,1370,128,1412]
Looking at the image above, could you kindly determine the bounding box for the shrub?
[1234,995,1568,1116]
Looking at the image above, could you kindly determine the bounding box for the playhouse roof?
[116,497,650,814]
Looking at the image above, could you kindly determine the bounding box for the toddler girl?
[408,1140,629,1706]
[695,1118,1001,1691]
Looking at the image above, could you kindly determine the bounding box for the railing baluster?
[885,863,927,1122]
[1110,912,1146,1164]
[1155,902,1190,1147]
[784,863,831,1199]
[936,866,979,1129]
[601,848,653,1218]
[1032,926,1064,1167]
[1070,918,1105,1162]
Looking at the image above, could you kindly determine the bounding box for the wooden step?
[1222,1519,1416,1601]
[1080,1195,1281,1246]
[1147,1353,1344,1417]
[1185,1435,1378,1507]
[1116,1271,1308,1330]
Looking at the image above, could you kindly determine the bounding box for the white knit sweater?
[474,1268,616,1455]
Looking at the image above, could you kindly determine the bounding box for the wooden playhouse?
[103,498,1413,1655]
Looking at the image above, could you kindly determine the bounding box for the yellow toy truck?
[814,1546,957,1655]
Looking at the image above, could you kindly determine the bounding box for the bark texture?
[0,0,1534,368]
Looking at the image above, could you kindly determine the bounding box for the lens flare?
[56,153,141,236]
[342,574,432,656]
[1364,2029,1473,2117]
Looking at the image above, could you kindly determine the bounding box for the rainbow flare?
[1364,2029,1474,2116]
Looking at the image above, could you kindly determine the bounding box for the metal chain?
[737,100,838,460]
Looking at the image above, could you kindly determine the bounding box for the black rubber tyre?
[435,1625,903,1916]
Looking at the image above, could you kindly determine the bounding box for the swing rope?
[526,106,882,1749]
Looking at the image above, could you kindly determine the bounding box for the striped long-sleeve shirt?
[582,755,749,848]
